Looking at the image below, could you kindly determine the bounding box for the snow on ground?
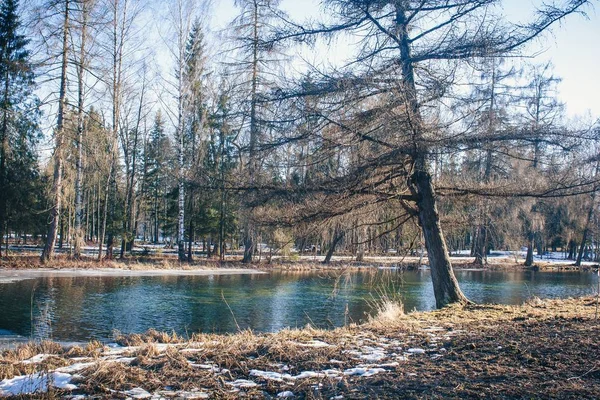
[0,372,77,396]
[122,387,153,399]
[277,391,295,398]
[21,354,52,364]
[293,250,598,266]
[227,379,259,389]
[0,324,459,398]
[296,340,331,348]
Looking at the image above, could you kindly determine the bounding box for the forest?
[1,0,598,306]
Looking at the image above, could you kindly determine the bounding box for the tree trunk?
[576,197,596,266]
[576,165,598,266]
[0,76,9,258]
[41,0,70,263]
[218,187,226,262]
[356,225,365,262]
[188,218,193,262]
[396,3,469,308]
[73,1,88,259]
[473,224,487,265]
[412,165,470,308]
[98,167,112,261]
[242,0,261,264]
[323,230,344,264]
[524,234,534,267]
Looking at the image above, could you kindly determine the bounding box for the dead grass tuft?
[115,329,183,347]
[64,340,105,359]
[135,343,161,358]
[80,360,156,393]
[1,341,64,363]
[369,297,405,325]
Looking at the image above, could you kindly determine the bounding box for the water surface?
[0,269,596,342]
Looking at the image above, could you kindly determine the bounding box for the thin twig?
[221,291,241,332]
[568,363,600,381]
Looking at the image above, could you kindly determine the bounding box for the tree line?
[0,0,598,307]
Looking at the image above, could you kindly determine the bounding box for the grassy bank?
[2,252,594,273]
[1,296,599,399]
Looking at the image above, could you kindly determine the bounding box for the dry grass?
[3,251,596,274]
[114,329,184,347]
[2,297,599,399]
[0,341,68,381]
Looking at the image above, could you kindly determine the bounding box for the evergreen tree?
[144,112,175,244]
[0,0,41,256]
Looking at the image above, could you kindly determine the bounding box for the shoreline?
[0,296,598,398]
[1,251,596,272]
[0,260,594,284]
[0,267,265,284]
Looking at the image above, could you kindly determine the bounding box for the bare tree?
[229,0,283,263]
[267,0,591,307]
[41,0,70,262]
[72,0,97,258]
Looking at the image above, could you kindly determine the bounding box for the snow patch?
[250,370,293,382]
[358,347,387,362]
[227,379,259,389]
[407,348,426,354]
[0,372,77,396]
[157,390,209,399]
[277,391,295,398]
[343,367,386,377]
[111,357,136,364]
[56,362,95,373]
[180,348,204,354]
[298,340,331,348]
[122,387,152,398]
[21,354,53,364]
[293,371,325,379]
[377,362,399,368]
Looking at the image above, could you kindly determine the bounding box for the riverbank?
[0,267,265,284]
[1,296,598,399]
[1,252,595,274]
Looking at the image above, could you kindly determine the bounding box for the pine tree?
[183,19,208,261]
[0,0,40,256]
[144,112,174,244]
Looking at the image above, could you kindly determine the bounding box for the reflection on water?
[0,269,597,342]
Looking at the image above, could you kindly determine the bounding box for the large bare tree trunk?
[98,167,112,261]
[74,0,89,259]
[177,75,186,262]
[42,0,70,263]
[242,0,261,264]
[0,77,9,258]
[395,3,469,307]
[576,182,598,267]
[355,224,365,262]
[323,230,344,264]
[524,233,535,267]
[413,163,470,308]
[120,77,145,258]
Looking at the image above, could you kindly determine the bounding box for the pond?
[0,269,597,342]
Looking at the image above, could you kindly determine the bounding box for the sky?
[211,0,600,120]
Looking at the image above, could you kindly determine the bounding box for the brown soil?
[1,297,599,399]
